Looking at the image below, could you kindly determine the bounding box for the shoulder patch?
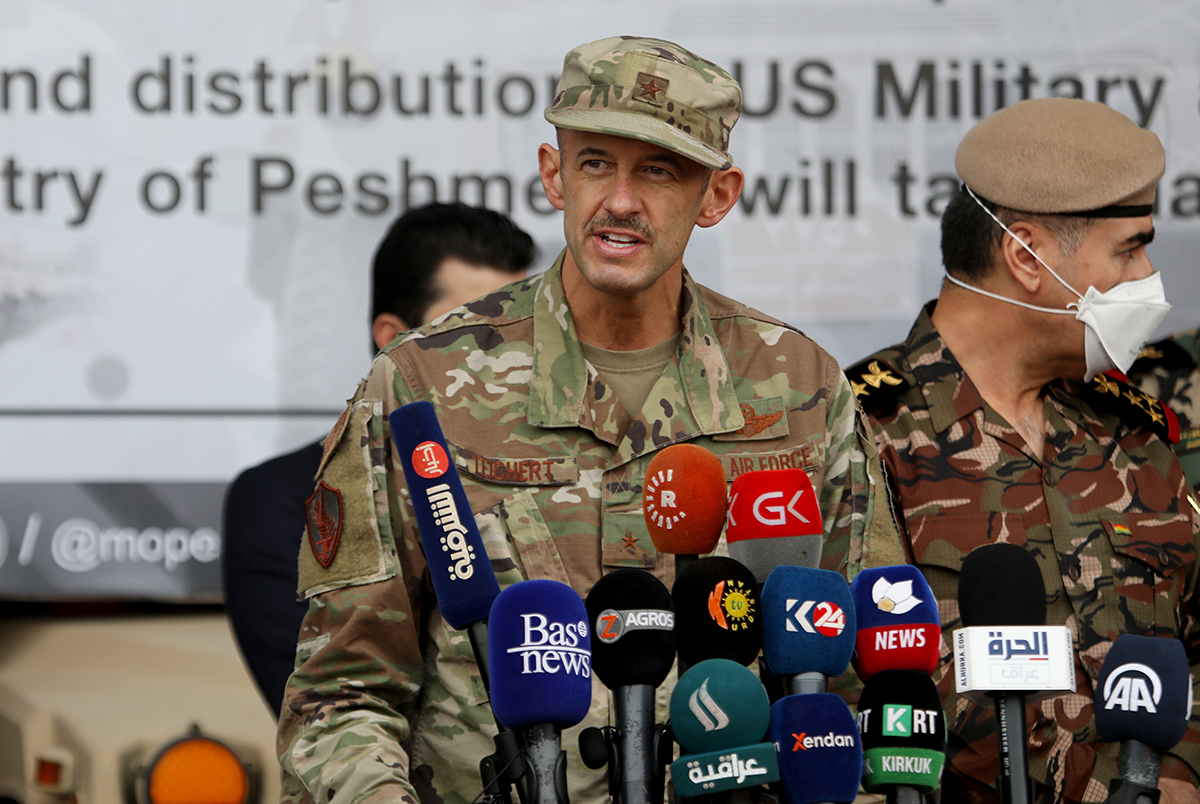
[1129,337,1197,375]
[845,358,910,416]
[1082,371,1180,444]
[305,481,343,568]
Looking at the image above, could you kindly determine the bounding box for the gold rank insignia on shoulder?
[846,357,909,414]
[1084,371,1180,445]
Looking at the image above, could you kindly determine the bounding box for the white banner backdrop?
[2,0,1199,489]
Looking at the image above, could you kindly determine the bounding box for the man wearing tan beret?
[852,98,1200,804]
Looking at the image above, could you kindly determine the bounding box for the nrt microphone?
[761,565,856,695]
[726,469,823,584]
[1095,634,1192,804]
[584,569,676,804]
[856,670,946,803]
[850,565,940,682]
[768,693,863,804]
[489,580,593,804]
[672,556,762,670]
[643,443,727,578]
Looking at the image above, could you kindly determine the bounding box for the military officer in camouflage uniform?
[852,98,1200,804]
[278,36,900,804]
[1129,330,1200,488]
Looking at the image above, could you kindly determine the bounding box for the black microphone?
[856,670,947,804]
[1095,634,1192,804]
[957,543,1048,804]
[584,568,676,804]
[672,556,762,674]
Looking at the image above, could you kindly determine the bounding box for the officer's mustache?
[585,213,655,243]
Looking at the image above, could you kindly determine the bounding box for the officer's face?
[1058,215,1156,296]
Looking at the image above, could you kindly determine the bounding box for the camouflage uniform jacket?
[853,303,1200,804]
[1129,328,1200,487]
[277,251,896,804]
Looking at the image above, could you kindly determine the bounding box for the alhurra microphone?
[856,670,946,801]
[850,566,940,682]
[1095,635,1192,804]
[668,658,779,797]
[672,556,762,670]
[642,443,727,577]
[761,565,856,695]
[768,693,863,804]
[584,569,676,804]
[726,469,823,584]
[489,579,593,804]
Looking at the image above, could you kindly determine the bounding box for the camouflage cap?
[956,98,1164,217]
[544,36,742,170]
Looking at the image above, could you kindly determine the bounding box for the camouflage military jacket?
[853,304,1200,804]
[1129,328,1200,487]
[277,252,895,804]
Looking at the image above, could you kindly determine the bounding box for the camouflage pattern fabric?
[1129,328,1200,488]
[277,250,899,804]
[854,303,1200,804]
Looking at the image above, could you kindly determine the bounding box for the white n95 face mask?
[945,186,1171,381]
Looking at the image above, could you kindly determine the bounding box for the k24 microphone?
[761,565,856,694]
[850,565,940,682]
[726,469,823,583]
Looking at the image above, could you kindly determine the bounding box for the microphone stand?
[470,620,530,804]
[990,692,1032,804]
[1105,741,1163,804]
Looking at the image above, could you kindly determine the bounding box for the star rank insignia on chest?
[634,72,668,106]
[846,357,910,416]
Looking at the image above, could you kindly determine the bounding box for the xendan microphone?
[768,691,863,804]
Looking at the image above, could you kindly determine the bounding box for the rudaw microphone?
[668,658,779,797]
[856,670,946,804]
[761,565,856,695]
[643,443,727,578]
[726,469,823,584]
[955,543,1067,804]
[1095,634,1192,804]
[582,569,676,804]
[768,692,863,804]
[850,565,940,682]
[489,579,593,804]
[672,556,762,671]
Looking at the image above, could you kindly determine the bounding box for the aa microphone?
[584,569,676,804]
[672,556,762,671]
[768,692,863,804]
[668,658,779,797]
[761,565,856,695]
[489,579,593,804]
[643,443,727,577]
[850,565,940,682]
[726,469,824,584]
[1095,634,1192,804]
[856,670,946,804]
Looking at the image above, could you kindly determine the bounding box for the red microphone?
[725,469,823,583]
[642,443,727,577]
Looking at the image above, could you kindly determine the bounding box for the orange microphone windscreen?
[642,443,727,554]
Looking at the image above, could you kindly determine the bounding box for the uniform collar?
[903,301,988,435]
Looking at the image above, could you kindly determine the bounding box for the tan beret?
[955,98,1164,216]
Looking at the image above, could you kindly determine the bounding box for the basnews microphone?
[856,670,946,804]
[643,443,728,578]
[954,543,1074,804]
[582,569,676,804]
[489,579,593,804]
[761,565,856,695]
[768,691,863,804]
[725,469,824,584]
[672,556,763,673]
[850,565,940,682]
[1095,634,1193,804]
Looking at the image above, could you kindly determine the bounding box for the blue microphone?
[850,565,940,682]
[489,579,592,804]
[761,565,856,694]
[768,693,863,804]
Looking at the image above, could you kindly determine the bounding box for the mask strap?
[943,271,1076,315]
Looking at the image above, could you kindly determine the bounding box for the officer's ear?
[1000,220,1051,295]
[696,167,744,229]
[373,313,407,350]
[538,143,566,212]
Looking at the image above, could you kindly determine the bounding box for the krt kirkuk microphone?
[669,658,780,797]
[643,443,728,578]
[1095,634,1193,804]
[761,565,856,695]
[726,468,824,584]
[489,579,593,804]
[768,692,863,804]
[856,670,946,804]
[850,565,940,682]
[672,556,762,672]
[580,569,675,804]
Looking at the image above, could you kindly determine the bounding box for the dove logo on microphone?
[1103,663,1163,713]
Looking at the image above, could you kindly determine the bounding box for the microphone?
[643,443,727,578]
[768,692,863,804]
[672,556,763,671]
[584,569,676,804]
[1095,634,1192,804]
[850,565,940,682]
[760,565,856,695]
[856,670,946,804]
[489,579,593,804]
[726,469,823,584]
[668,658,779,797]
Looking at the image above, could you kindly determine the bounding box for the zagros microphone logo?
[412,441,450,479]
[785,598,845,637]
[1103,663,1163,713]
[871,576,922,615]
[688,678,731,732]
[508,614,591,677]
[788,730,856,751]
[596,608,674,643]
[707,578,757,632]
[424,484,475,580]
